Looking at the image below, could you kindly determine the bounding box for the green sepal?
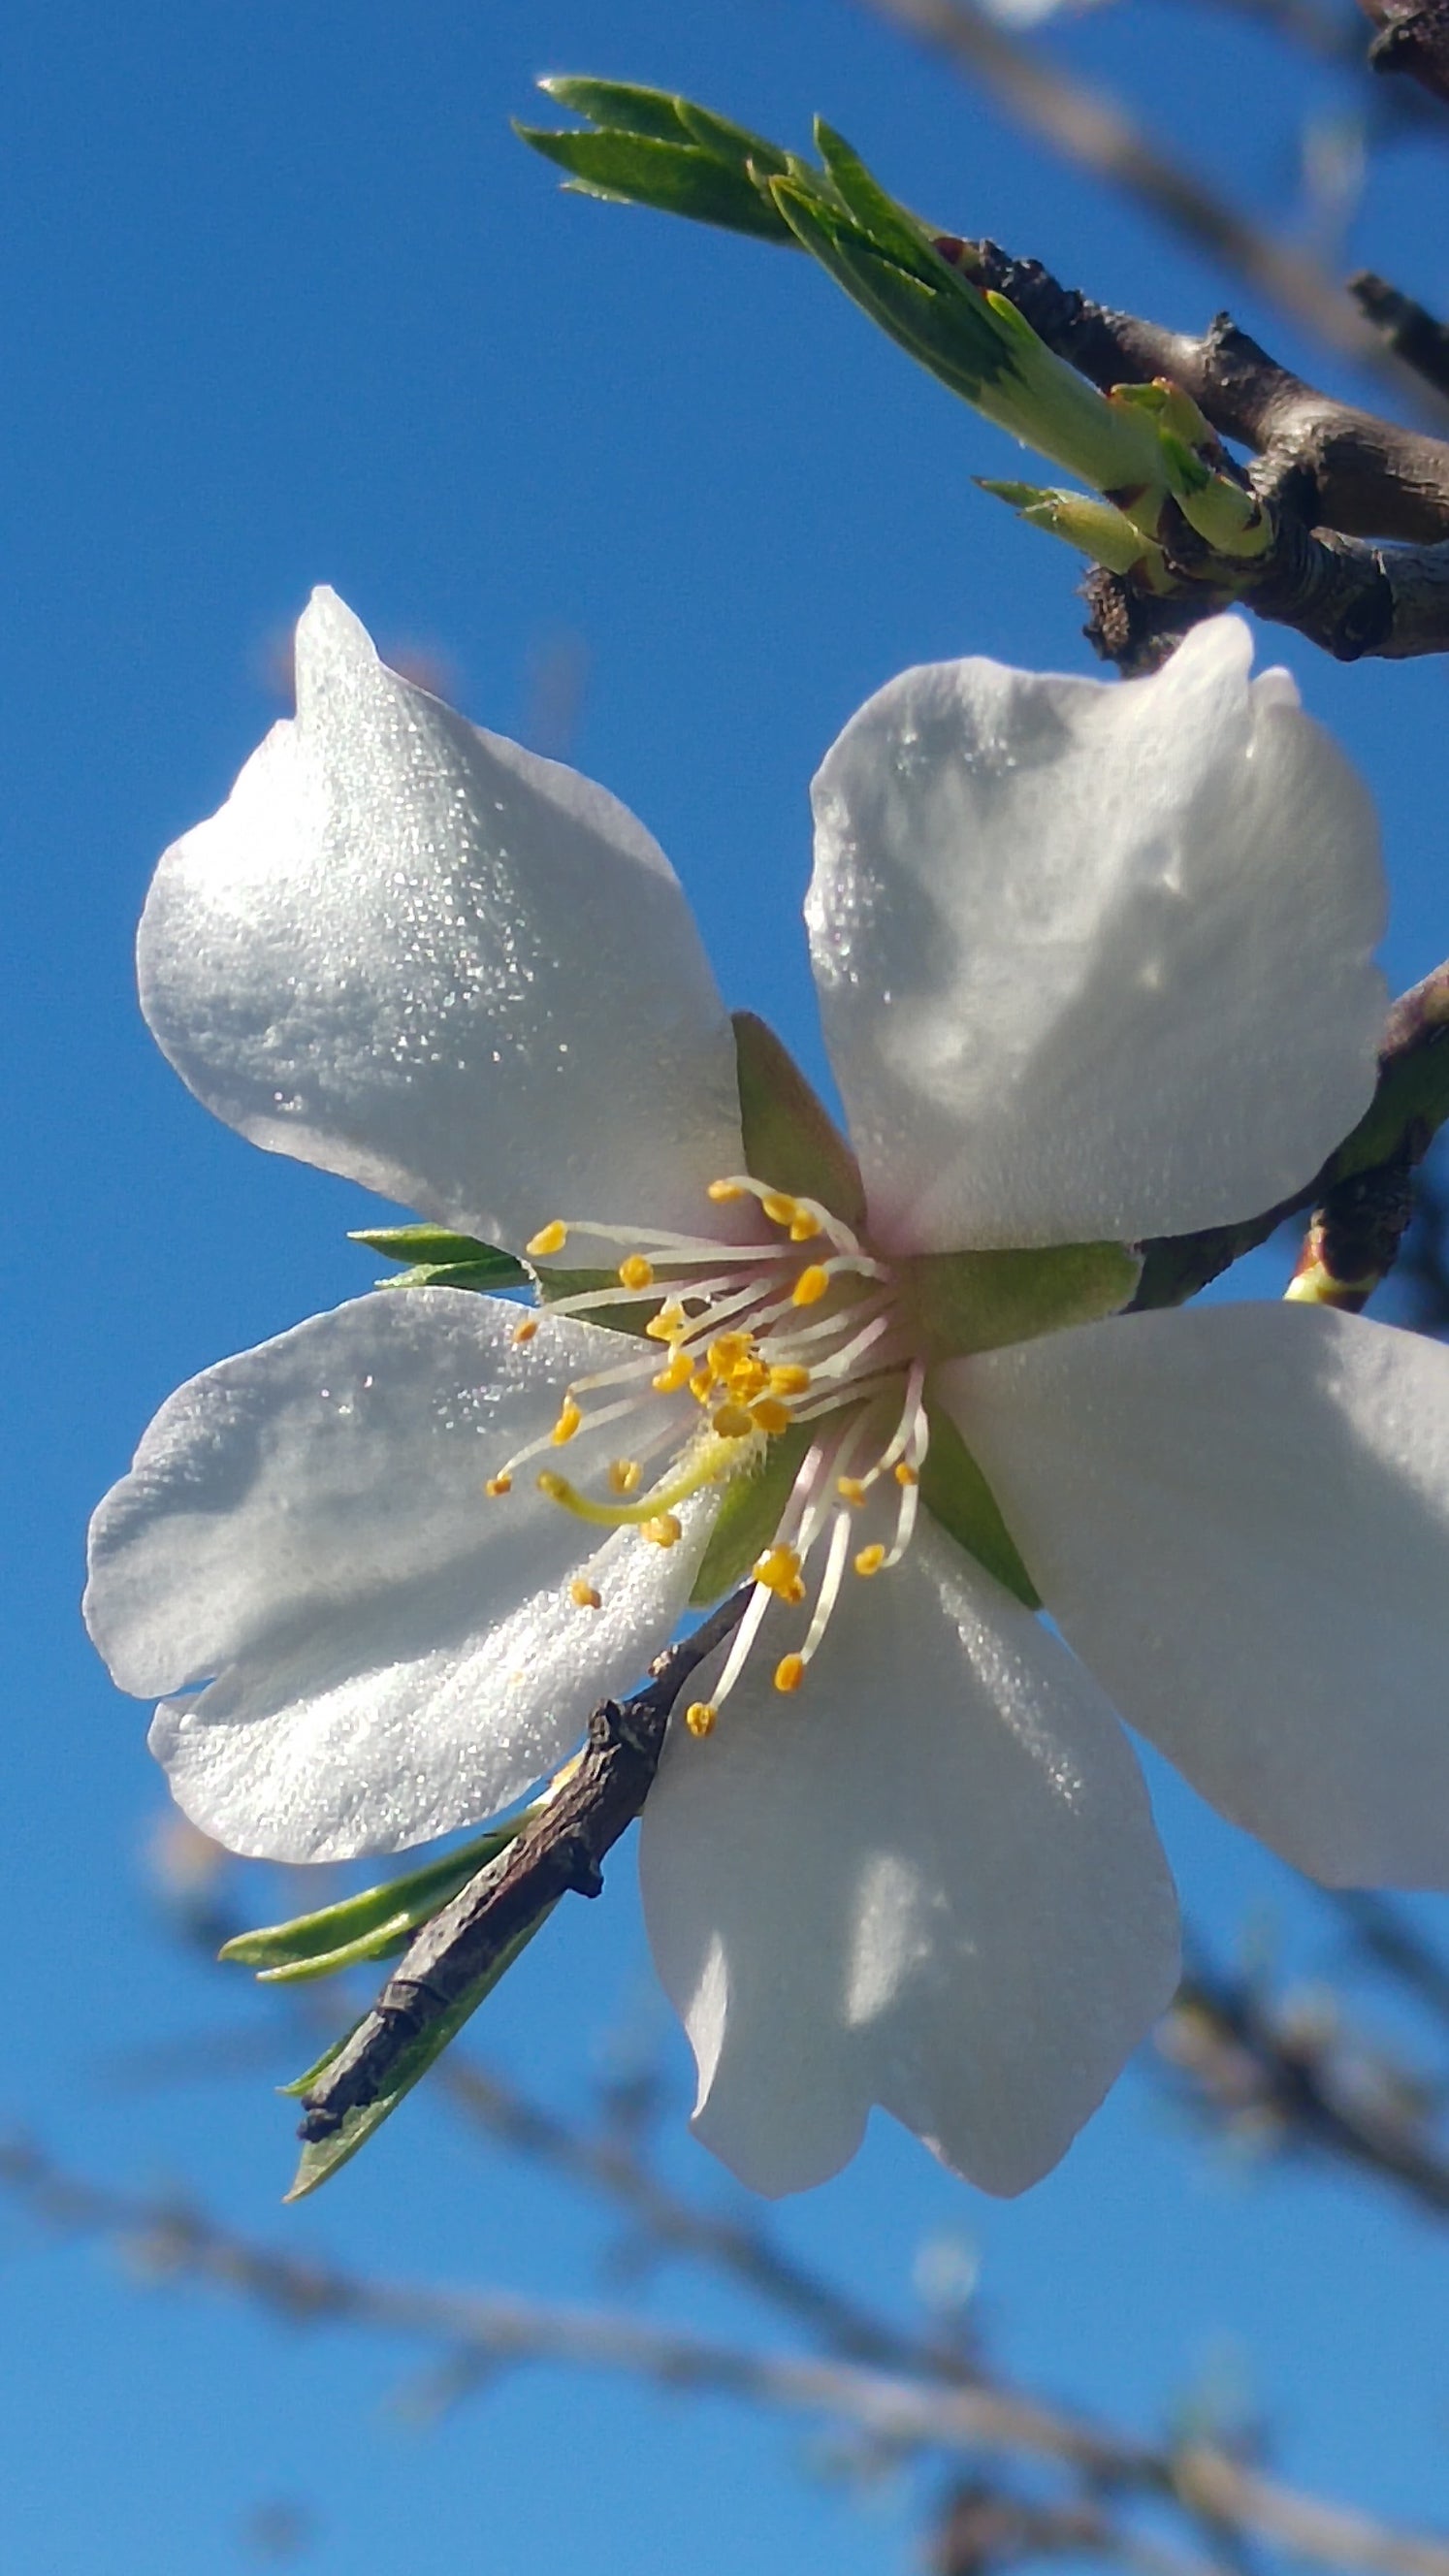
[689,1422,815,1606]
[352,1227,528,1292]
[899,1240,1141,1362]
[516,122,789,243]
[732,1012,866,1226]
[283,1913,554,2201]
[220,1816,536,1984]
[919,1401,1041,1609]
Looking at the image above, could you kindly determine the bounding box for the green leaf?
[536,76,696,144]
[899,1240,1142,1361]
[516,124,790,242]
[811,119,942,281]
[919,1402,1041,1609]
[384,1259,531,1294]
[690,1423,815,1606]
[284,1913,554,2200]
[732,1013,866,1227]
[220,1817,537,1983]
[673,97,795,181]
[352,1227,528,1291]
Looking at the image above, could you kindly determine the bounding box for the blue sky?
[8,2,1449,2568]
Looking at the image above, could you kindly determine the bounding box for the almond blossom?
[85,590,1449,2197]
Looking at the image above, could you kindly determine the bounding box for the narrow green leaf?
[284,1914,553,2199]
[690,1423,815,1607]
[220,1817,535,1980]
[811,120,942,281]
[350,1224,496,1263]
[536,76,694,144]
[352,1228,528,1290]
[516,126,791,243]
[278,2024,365,2100]
[919,1403,1041,1610]
[382,1258,530,1294]
[674,98,795,180]
[769,180,1009,405]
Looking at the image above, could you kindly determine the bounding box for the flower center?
[485,1178,933,1735]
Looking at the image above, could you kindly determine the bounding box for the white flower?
[85,589,1449,2200]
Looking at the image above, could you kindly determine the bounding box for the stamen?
[642,1513,683,1548]
[707,1179,746,1203]
[526,1220,568,1257]
[748,1397,790,1436]
[753,1542,805,1602]
[837,1475,867,1506]
[895,1462,919,1487]
[760,1190,799,1228]
[512,1315,540,1345]
[774,1653,805,1693]
[685,1701,718,1737]
[485,1472,512,1498]
[551,1398,583,1445]
[652,1351,694,1395]
[618,1254,655,1291]
[854,1543,886,1578]
[569,1579,602,1610]
[769,1365,812,1396]
[645,1300,686,1342]
[607,1459,642,1495]
[792,1265,830,1307]
[712,1402,755,1439]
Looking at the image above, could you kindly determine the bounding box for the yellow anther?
[712,1402,755,1439]
[769,1365,812,1397]
[789,1211,822,1242]
[753,1543,803,1599]
[642,1513,684,1548]
[837,1475,867,1506]
[707,1335,751,1373]
[726,1358,769,1401]
[607,1458,642,1496]
[485,1472,513,1498]
[645,1299,686,1342]
[618,1254,655,1291]
[552,1398,583,1445]
[761,1191,799,1228]
[792,1264,830,1307]
[526,1220,568,1258]
[894,1462,919,1487]
[749,1398,791,1437]
[707,1178,746,1202]
[512,1314,540,1345]
[854,1543,886,1578]
[652,1350,693,1394]
[569,1579,602,1610]
[690,1367,714,1403]
[685,1701,718,1738]
[774,1653,806,1694]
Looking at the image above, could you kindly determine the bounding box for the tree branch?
[295,1591,748,2154]
[7,2138,1449,2576]
[1351,273,1449,403]
[1361,0,1449,106]
[1133,959,1449,1310]
[853,0,1430,384]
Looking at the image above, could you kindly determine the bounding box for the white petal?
[85,1290,710,1860]
[953,1304,1449,1885]
[640,1525,1178,2196]
[139,590,744,1247]
[808,619,1386,1252]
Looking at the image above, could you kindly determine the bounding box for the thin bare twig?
[1351,273,1449,402]
[1361,0,1449,104]
[297,1591,749,2148]
[7,2138,1449,2576]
